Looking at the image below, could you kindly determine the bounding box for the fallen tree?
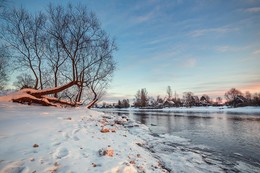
[0,81,84,107]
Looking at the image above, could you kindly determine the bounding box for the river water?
[102,109,260,172]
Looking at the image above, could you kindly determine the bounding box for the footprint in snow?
[0,161,25,173]
[73,136,80,141]
[51,142,61,146]
[53,147,69,159]
[62,132,70,139]
[72,128,80,135]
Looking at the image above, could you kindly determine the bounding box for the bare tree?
[0,3,116,107]
[245,91,252,102]
[1,7,47,89]
[0,0,7,11]
[224,88,242,102]
[200,94,211,103]
[0,46,8,90]
[183,92,194,107]
[252,92,260,106]
[216,97,222,104]
[82,39,116,107]
[44,36,67,97]
[13,73,35,89]
[134,88,148,107]
[166,86,172,100]
[30,12,47,89]
[47,3,116,105]
[47,3,101,81]
[134,90,141,107]
[140,88,149,107]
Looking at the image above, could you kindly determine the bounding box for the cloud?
[102,92,134,104]
[147,36,174,45]
[216,45,248,53]
[244,7,260,13]
[182,58,197,68]
[189,27,238,37]
[240,83,260,93]
[216,46,233,52]
[131,1,163,24]
[253,50,260,54]
[135,11,155,23]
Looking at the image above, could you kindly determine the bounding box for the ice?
[235,161,260,173]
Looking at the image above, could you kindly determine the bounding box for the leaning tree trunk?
[86,85,98,108]
[10,80,79,107]
[86,98,98,109]
[31,81,78,97]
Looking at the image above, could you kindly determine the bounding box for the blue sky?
[8,0,260,102]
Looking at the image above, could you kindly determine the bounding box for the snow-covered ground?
[1,101,259,173]
[0,102,167,173]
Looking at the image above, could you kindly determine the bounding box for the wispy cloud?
[130,1,162,24]
[244,7,260,13]
[102,92,133,103]
[216,45,248,53]
[182,58,197,68]
[253,50,260,54]
[147,36,175,45]
[135,11,155,23]
[216,46,233,52]
[189,27,238,37]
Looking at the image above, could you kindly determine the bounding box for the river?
[101,109,260,172]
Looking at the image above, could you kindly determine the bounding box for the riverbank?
[112,108,260,173]
[0,102,168,173]
[98,106,260,114]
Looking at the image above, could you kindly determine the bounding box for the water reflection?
[102,109,260,168]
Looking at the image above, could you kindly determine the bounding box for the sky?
[4,0,260,103]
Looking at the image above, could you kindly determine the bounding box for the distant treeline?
[99,87,260,108]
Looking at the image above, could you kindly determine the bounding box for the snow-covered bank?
[0,102,167,173]
[100,106,260,114]
[128,125,260,173]
[162,106,260,114]
[97,106,260,173]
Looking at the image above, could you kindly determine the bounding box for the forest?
[106,87,260,109]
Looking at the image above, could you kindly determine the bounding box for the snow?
[1,101,260,173]
[0,102,167,173]
[0,89,34,102]
[106,106,260,114]
[128,123,225,173]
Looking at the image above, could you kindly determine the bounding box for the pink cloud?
[253,50,260,54]
[245,7,260,13]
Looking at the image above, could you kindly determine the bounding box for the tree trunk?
[33,73,39,89]
[76,73,84,102]
[32,80,78,97]
[54,69,58,98]
[86,85,98,108]
[86,98,98,109]
[9,80,80,107]
[38,61,43,89]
